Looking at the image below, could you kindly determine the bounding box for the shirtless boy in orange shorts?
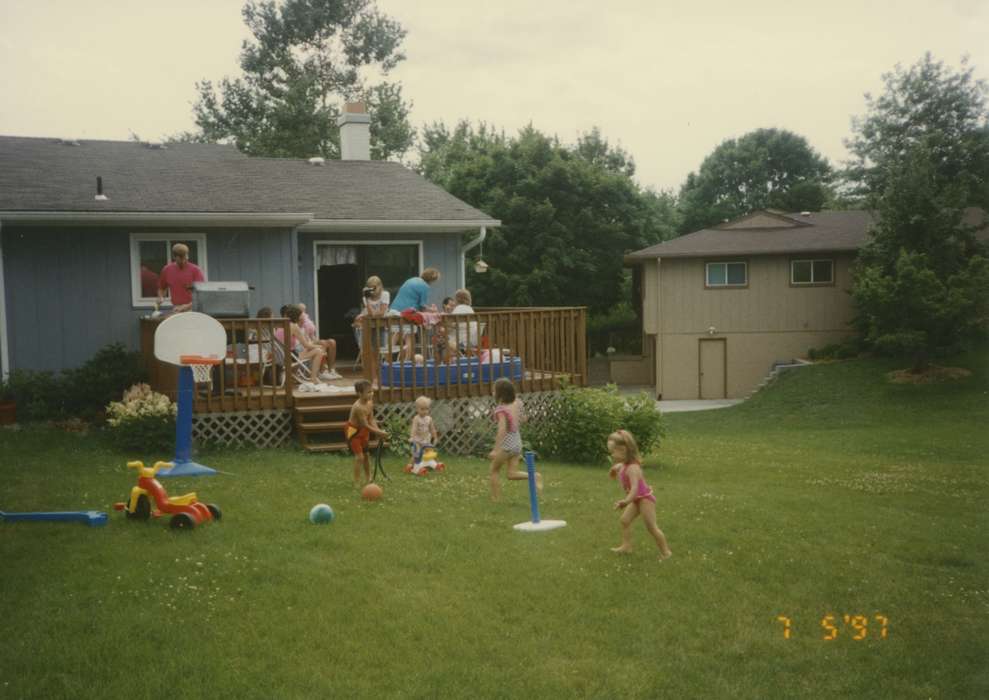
[345,379,389,487]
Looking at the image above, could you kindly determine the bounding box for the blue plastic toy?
[0,510,108,527]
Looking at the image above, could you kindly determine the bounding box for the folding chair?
[264,331,316,386]
[255,332,284,388]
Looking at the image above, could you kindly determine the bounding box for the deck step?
[298,420,347,432]
[294,395,354,406]
[295,404,351,415]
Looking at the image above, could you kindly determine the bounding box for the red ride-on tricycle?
[113,460,221,530]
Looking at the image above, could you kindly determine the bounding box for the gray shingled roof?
[0,135,496,222]
[626,208,987,260]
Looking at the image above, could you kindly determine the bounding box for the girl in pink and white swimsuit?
[488,378,542,501]
[607,429,672,559]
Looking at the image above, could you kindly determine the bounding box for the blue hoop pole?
[174,365,194,463]
[160,364,218,477]
[523,450,540,524]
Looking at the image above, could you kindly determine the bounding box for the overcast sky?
[1,0,987,192]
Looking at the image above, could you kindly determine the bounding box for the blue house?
[0,105,499,377]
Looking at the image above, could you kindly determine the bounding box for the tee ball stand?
[513,451,566,532]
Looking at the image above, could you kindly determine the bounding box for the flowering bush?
[105,384,176,452]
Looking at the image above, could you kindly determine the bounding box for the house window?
[791,259,834,285]
[705,261,747,288]
[130,234,208,307]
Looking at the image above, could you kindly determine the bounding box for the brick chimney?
[337,101,370,160]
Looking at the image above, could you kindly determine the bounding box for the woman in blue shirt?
[390,267,440,360]
[391,267,440,312]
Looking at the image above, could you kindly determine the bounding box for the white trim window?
[705,261,747,287]
[791,259,834,285]
[129,233,208,307]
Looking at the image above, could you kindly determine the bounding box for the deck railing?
[141,318,297,413]
[190,317,296,413]
[360,306,587,402]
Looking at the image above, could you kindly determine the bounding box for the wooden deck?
[360,306,587,403]
[141,307,587,452]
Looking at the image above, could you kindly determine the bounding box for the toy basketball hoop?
[154,313,227,478]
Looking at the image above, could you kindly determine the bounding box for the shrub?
[0,343,147,423]
[63,343,147,421]
[105,384,176,452]
[381,413,410,458]
[529,384,664,463]
[807,339,862,361]
[1,369,65,422]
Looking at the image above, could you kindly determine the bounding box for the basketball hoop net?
[180,355,221,384]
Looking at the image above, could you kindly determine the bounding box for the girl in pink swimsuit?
[607,430,672,559]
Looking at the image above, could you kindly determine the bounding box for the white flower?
[105,383,176,429]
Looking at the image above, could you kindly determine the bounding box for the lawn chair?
[259,329,315,386]
[255,332,284,388]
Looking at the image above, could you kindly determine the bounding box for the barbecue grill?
[191,281,251,318]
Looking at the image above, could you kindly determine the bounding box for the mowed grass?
[1,349,987,699]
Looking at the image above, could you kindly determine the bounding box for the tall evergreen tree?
[191,0,414,160]
[845,53,989,207]
[848,55,989,368]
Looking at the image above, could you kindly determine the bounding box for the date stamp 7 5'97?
[776,614,890,640]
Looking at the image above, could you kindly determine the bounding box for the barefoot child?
[345,379,388,486]
[489,378,542,500]
[607,430,672,559]
[406,395,439,473]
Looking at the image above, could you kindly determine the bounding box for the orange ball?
[361,483,383,502]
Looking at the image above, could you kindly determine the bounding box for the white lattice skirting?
[376,391,565,457]
[193,410,294,448]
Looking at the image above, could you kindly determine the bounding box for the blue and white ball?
[309,503,335,524]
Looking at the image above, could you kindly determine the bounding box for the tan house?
[624,209,873,399]
[623,207,987,399]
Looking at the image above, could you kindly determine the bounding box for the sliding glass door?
[315,243,420,357]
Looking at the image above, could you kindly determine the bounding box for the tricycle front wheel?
[126,495,151,521]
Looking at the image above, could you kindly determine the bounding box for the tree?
[677,128,832,233]
[417,122,678,315]
[845,53,989,207]
[190,0,414,160]
[848,55,989,369]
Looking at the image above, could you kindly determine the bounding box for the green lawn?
[1,349,987,699]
